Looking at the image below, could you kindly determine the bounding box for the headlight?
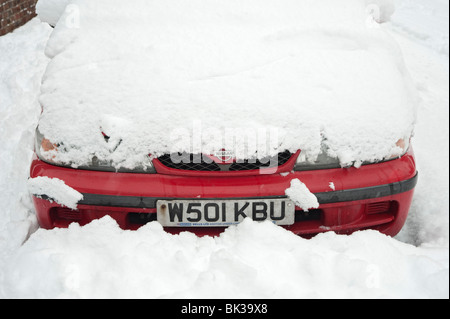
[294,143,341,171]
[387,138,410,160]
[34,127,59,164]
[34,127,156,173]
[294,138,410,171]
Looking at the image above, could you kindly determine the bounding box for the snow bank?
[285,179,319,212]
[1,217,447,298]
[37,0,417,170]
[0,19,52,251]
[390,0,449,57]
[387,4,449,246]
[27,176,83,210]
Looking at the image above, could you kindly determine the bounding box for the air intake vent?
[50,207,81,221]
[366,201,391,215]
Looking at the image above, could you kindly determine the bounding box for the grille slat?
[157,150,292,172]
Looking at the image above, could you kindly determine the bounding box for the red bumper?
[29,149,417,237]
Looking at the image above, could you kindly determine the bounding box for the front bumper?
[29,149,417,237]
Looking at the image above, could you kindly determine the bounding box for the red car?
[30,142,417,237]
[29,1,418,238]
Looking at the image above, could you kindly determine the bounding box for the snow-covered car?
[29,0,418,237]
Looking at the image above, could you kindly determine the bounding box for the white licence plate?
[157,198,295,227]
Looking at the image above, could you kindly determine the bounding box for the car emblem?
[214,148,234,162]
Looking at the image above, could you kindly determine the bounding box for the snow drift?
[1,217,448,298]
[37,0,417,170]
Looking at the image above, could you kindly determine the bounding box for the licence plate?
[157,198,295,227]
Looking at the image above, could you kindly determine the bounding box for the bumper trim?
[316,172,418,204]
[37,173,418,209]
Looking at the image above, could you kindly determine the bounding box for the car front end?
[30,135,417,237]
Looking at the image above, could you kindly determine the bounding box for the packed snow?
[329,182,336,191]
[1,217,448,298]
[36,0,417,170]
[0,0,448,299]
[27,177,83,210]
[285,179,319,212]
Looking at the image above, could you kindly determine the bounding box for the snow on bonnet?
[37,0,417,169]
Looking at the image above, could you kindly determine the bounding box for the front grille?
[157,153,221,171]
[230,150,292,171]
[157,150,293,172]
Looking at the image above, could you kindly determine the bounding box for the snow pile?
[285,179,319,212]
[28,177,83,210]
[36,0,71,26]
[37,0,417,170]
[1,217,448,298]
[0,19,52,252]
